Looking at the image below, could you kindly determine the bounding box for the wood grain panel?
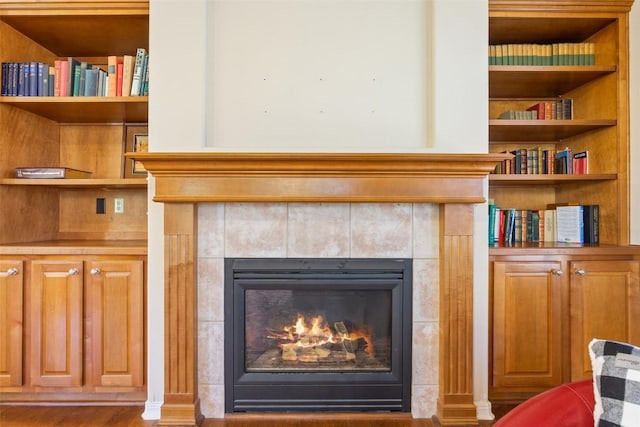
[492,261,563,390]
[29,260,83,388]
[569,260,640,380]
[0,259,23,388]
[59,125,124,179]
[58,188,147,239]
[436,204,476,425]
[87,259,144,391]
[160,204,203,427]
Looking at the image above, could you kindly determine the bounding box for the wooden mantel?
[134,152,509,427]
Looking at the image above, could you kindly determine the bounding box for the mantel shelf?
[128,152,510,204]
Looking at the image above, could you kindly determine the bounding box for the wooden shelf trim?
[489,1,634,14]
[0,97,148,123]
[0,2,149,15]
[0,178,147,188]
[489,173,616,185]
[0,240,147,256]
[489,119,616,141]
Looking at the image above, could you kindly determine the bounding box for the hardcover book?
[15,167,92,179]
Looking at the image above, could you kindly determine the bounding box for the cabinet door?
[492,260,565,394]
[29,261,84,388]
[570,260,640,380]
[0,260,23,387]
[86,259,144,391]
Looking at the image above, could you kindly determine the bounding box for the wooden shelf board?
[489,173,616,185]
[489,16,615,45]
[0,97,148,123]
[0,240,147,256]
[0,14,148,57]
[490,243,640,256]
[489,66,616,98]
[489,119,616,141]
[0,178,147,188]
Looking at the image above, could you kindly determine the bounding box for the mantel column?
[159,203,204,427]
[435,203,477,426]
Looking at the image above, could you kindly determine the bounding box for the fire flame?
[268,313,374,355]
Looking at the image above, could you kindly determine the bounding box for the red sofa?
[493,379,595,426]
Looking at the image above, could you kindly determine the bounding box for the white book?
[556,205,583,243]
[130,47,147,96]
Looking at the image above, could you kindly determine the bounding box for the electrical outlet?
[96,198,106,214]
[114,198,124,213]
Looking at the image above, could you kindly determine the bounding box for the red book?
[116,62,124,96]
[59,60,69,97]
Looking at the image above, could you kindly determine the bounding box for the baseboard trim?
[142,400,162,420]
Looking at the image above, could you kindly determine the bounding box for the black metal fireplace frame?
[224,258,412,413]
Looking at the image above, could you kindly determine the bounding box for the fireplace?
[133,152,507,426]
[224,258,412,412]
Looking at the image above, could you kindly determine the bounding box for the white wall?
[631,3,639,245]
[146,0,490,420]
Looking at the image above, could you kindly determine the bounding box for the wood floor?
[0,406,445,427]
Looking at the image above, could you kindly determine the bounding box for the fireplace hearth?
[224,258,412,413]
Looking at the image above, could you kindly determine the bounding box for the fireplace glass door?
[245,288,392,373]
[225,258,412,413]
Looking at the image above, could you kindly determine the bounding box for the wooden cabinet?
[30,260,84,389]
[491,260,564,396]
[488,0,639,406]
[0,249,146,402]
[569,259,640,380]
[0,259,23,388]
[490,248,640,401]
[0,1,148,403]
[86,259,145,392]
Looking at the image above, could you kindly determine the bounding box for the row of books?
[493,148,588,175]
[1,47,148,97]
[489,203,599,245]
[498,99,573,121]
[488,42,595,66]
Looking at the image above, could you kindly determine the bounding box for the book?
[83,66,99,96]
[556,205,584,243]
[583,204,600,244]
[554,147,572,174]
[488,202,497,245]
[116,61,124,96]
[107,55,122,96]
[572,151,589,174]
[66,57,80,96]
[121,54,135,96]
[543,209,557,242]
[130,47,147,96]
[15,167,92,179]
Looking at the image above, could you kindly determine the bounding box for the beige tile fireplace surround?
[134,152,508,427]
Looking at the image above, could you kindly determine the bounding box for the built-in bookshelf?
[0,2,149,244]
[488,5,632,247]
[487,0,640,406]
[0,1,149,404]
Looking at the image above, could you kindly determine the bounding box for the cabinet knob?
[550,269,564,276]
[90,268,101,275]
[575,268,586,276]
[6,267,19,276]
[68,268,79,276]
